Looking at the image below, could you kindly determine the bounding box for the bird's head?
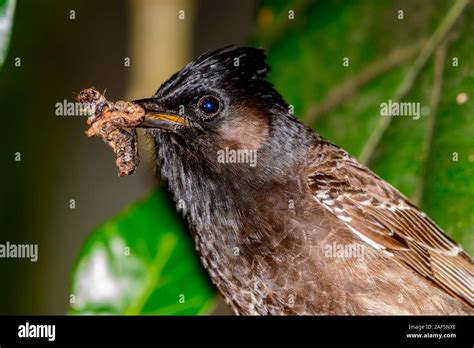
[134,46,313,184]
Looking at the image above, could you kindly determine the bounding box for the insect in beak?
[133,98,189,131]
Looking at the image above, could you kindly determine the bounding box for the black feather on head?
[152,46,288,110]
[193,45,270,79]
[154,46,270,97]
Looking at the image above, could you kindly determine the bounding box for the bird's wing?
[308,140,474,306]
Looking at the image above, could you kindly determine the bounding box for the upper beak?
[132,98,189,130]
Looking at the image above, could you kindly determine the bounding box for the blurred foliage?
[70,0,474,315]
[69,190,215,315]
[253,0,473,252]
[0,0,15,68]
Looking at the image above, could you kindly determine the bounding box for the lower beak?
[132,98,189,130]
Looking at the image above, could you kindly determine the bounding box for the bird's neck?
[153,115,316,233]
[152,117,317,309]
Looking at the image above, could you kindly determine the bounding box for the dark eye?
[198,95,221,116]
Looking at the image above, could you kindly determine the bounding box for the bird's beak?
[132,98,189,130]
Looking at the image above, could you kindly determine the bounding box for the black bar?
[0,315,472,346]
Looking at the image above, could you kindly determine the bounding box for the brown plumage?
[126,46,473,315]
[307,139,473,312]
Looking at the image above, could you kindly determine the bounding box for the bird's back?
[195,138,474,315]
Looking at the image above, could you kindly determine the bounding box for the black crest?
[154,46,272,98]
[193,46,270,79]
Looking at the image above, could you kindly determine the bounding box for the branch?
[302,41,424,124]
[358,0,469,165]
[413,43,447,205]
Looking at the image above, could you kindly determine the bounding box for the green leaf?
[71,0,473,316]
[0,0,15,69]
[69,190,216,315]
[253,0,473,253]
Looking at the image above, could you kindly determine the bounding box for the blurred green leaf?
[254,0,473,252]
[0,0,15,68]
[69,190,216,315]
[71,0,474,316]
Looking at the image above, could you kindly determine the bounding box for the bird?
[131,46,473,315]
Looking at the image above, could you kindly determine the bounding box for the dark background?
[1,0,473,316]
[0,0,256,315]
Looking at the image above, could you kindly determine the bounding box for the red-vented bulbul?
[131,46,473,315]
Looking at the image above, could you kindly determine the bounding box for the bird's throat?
[150,117,317,313]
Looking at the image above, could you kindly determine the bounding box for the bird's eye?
[198,95,221,117]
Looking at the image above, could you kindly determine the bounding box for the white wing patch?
[308,141,474,306]
[314,194,387,252]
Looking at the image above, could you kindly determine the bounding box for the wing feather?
[308,140,474,306]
